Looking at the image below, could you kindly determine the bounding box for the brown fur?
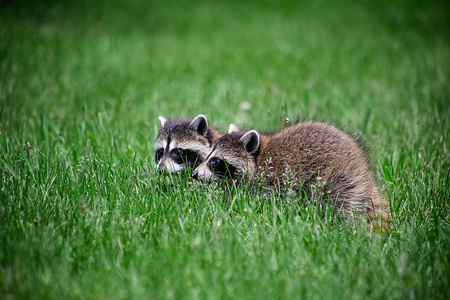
[194,121,388,223]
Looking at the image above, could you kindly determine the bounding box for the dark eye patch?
[170,148,201,167]
[155,148,164,162]
[209,157,237,179]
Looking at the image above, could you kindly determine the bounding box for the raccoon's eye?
[173,148,184,158]
[210,157,221,169]
[155,148,164,162]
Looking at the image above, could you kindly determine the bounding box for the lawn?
[1,0,449,299]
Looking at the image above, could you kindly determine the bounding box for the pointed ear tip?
[190,114,209,135]
[158,116,168,126]
[193,114,208,122]
[192,114,208,123]
[240,130,259,141]
[228,124,239,133]
[240,130,259,153]
[247,130,260,138]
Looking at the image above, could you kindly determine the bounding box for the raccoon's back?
[260,122,360,172]
[258,121,386,219]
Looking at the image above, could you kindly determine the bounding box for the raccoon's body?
[155,115,220,173]
[193,121,387,222]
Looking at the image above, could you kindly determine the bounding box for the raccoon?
[155,114,220,173]
[192,121,388,222]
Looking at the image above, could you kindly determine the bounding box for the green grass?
[1,0,449,299]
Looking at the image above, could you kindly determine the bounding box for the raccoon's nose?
[192,170,199,180]
[157,164,165,173]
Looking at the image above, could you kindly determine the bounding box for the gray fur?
[155,115,220,173]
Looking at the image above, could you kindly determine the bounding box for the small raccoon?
[155,115,220,173]
[192,121,387,221]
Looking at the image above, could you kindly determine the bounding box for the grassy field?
[1,0,449,298]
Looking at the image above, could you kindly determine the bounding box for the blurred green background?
[3,0,449,136]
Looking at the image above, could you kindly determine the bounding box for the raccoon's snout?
[157,158,184,174]
[156,156,166,173]
[192,164,213,181]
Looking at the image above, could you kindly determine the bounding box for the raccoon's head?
[192,128,260,181]
[155,114,216,173]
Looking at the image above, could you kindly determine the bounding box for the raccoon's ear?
[190,114,208,136]
[239,130,260,154]
[158,116,168,128]
[228,124,240,133]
